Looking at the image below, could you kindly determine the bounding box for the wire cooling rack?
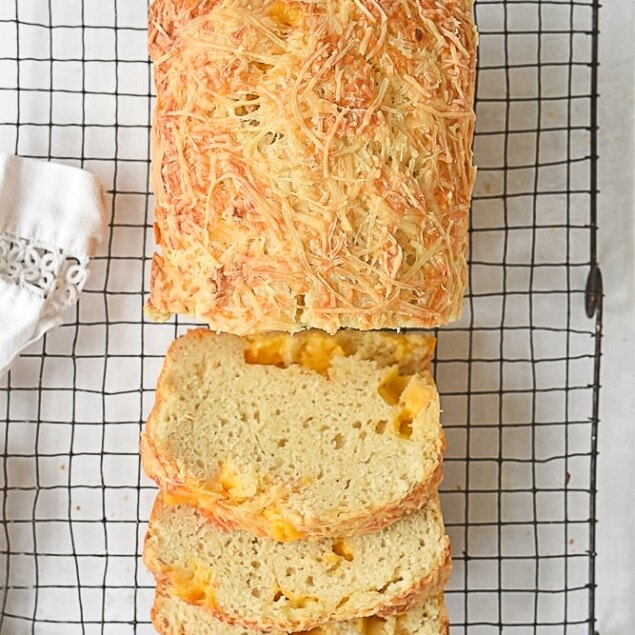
[0,1,602,633]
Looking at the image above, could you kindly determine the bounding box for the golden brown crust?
[148,0,216,60]
[147,0,477,333]
[375,547,452,618]
[440,607,450,635]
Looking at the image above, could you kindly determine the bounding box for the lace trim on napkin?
[0,233,89,310]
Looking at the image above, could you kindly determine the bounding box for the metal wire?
[0,1,602,633]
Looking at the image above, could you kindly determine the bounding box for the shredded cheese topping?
[148,0,477,333]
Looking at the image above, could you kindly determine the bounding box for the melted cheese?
[170,562,216,609]
[400,381,433,415]
[166,485,304,541]
[298,334,346,375]
[268,1,302,26]
[244,333,289,367]
[377,368,410,405]
[147,0,477,333]
[216,463,257,500]
[165,464,254,506]
[359,616,390,635]
[393,381,433,439]
[243,329,435,377]
[244,331,345,375]
[331,538,354,561]
[262,505,303,541]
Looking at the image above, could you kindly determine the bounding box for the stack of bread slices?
[143,0,478,629]
[141,329,451,634]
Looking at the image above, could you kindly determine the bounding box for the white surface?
[596,1,635,634]
[0,1,631,633]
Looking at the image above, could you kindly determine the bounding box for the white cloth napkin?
[0,154,107,372]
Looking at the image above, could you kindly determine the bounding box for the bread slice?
[143,493,451,633]
[152,583,449,635]
[141,328,443,540]
[147,0,477,333]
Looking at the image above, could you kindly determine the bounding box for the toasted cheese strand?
[147,0,477,334]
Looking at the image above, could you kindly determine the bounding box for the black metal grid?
[0,1,602,633]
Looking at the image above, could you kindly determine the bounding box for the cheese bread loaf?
[152,584,449,635]
[141,328,444,540]
[147,0,477,333]
[144,493,451,633]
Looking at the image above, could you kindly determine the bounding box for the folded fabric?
[0,154,107,372]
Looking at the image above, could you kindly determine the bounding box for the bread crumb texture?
[147,0,477,333]
[144,493,451,632]
[141,328,445,540]
[151,583,449,635]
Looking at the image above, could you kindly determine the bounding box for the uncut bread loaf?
[141,328,443,541]
[152,584,449,635]
[147,0,477,333]
[144,494,451,633]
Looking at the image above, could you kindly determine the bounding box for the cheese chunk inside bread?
[141,329,444,540]
[144,493,451,632]
[151,583,449,635]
